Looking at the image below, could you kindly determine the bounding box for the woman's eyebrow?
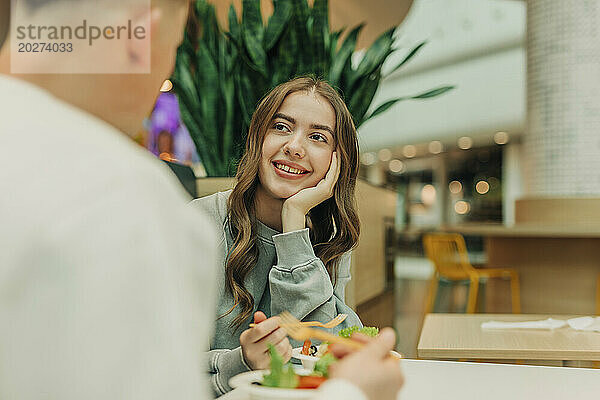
[272,113,295,124]
[310,123,334,136]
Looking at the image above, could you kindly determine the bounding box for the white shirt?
[0,75,218,399]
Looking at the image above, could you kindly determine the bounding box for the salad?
[337,326,379,339]
[300,326,380,357]
[262,345,337,389]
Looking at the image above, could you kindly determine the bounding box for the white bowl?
[291,347,320,371]
[229,369,317,400]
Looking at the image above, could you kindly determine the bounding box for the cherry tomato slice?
[297,376,327,389]
[301,339,311,355]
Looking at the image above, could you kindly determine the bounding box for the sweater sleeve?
[206,347,251,397]
[269,228,362,345]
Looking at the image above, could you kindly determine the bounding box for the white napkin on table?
[481,317,600,332]
[481,318,567,330]
[566,316,600,332]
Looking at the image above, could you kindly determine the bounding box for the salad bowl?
[229,369,318,400]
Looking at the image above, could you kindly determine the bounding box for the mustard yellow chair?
[423,233,521,314]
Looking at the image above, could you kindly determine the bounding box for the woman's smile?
[271,160,311,179]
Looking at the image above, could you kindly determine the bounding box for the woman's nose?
[283,135,305,158]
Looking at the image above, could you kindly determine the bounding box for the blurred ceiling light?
[449,180,462,194]
[458,136,473,150]
[428,140,443,154]
[378,148,392,162]
[403,145,417,158]
[494,131,509,145]
[360,152,377,165]
[160,79,173,92]
[455,200,470,215]
[389,159,405,173]
[421,184,436,206]
[475,180,490,194]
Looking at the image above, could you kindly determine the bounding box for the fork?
[249,313,347,329]
[279,311,402,361]
[278,311,364,350]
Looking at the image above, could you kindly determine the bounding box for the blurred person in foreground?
[0,1,403,399]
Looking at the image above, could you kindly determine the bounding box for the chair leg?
[466,276,479,313]
[511,272,521,314]
[425,276,439,314]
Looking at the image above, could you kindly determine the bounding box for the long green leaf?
[195,0,219,60]
[228,5,241,45]
[242,0,267,76]
[348,72,381,127]
[311,0,328,74]
[363,85,456,124]
[328,24,364,87]
[311,0,329,33]
[265,0,293,50]
[270,22,297,85]
[196,43,219,147]
[292,0,311,73]
[235,70,254,128]
[221,78,235,162]
[179,105,217,175]
[411,85,455,99]
[363,98,404,123]
[385,41,426,77]
[327,28,343,65]
[348,27,395,90]
[292,0,310,24]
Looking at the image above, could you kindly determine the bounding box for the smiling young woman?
[191,76,362,396]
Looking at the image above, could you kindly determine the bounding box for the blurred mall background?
[147,0,600,358]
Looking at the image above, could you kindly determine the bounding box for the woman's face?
[258,91,336,199]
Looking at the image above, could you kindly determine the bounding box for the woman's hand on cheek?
[240,311,292,370]
[281,152,340,232]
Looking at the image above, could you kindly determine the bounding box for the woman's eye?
[273,123,290,132]
[310,133,328,143]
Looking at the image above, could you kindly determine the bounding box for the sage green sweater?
[190,190,362,396]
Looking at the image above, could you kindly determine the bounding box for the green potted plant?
[172,0,453,178]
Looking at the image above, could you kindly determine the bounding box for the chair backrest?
[423,233,474,279]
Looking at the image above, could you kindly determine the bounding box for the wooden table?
[418,313,600,363]
[219,359,600,399]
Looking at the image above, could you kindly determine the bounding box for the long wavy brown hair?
[222,76,360,329]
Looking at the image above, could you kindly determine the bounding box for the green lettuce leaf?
[313,353,337,377]
[262,344,299,388]
[338,326,379,338]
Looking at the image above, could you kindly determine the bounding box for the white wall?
[358,0,527,152]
